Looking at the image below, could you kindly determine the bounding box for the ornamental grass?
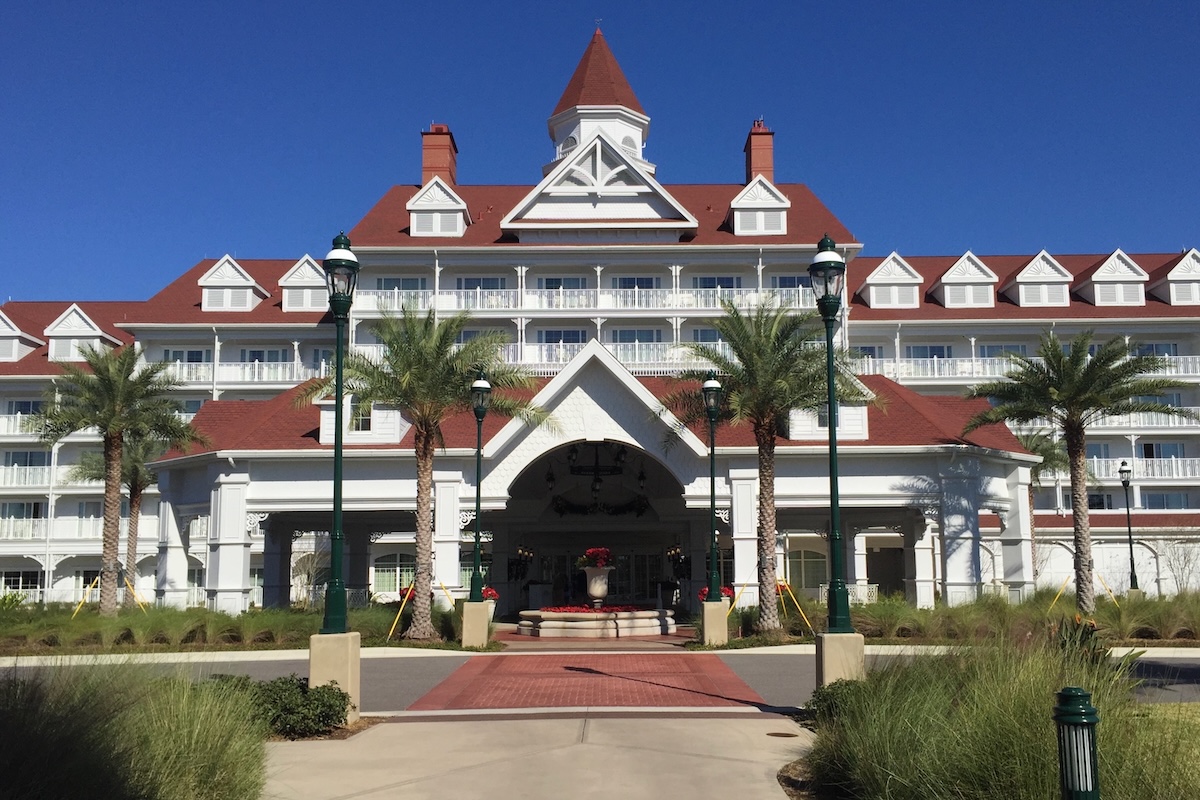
[805,636,1200,800]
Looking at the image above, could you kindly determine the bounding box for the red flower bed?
[539,605,645,613]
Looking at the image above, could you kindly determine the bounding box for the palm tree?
[1015,431,1069,579]
[300,308,548,640]
[662,300,866,632]
[964,330,1195,613]
[69,434,167,607]
[38,344,203,616]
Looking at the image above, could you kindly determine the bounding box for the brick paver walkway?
[407,653,767,711]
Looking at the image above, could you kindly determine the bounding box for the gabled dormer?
[545,29,654,175]
[198,255,269,312]
[1149,248,1200,305]
[0,310,43,362]
[279,255,328,312]
[729,175,790,236]
[932,251,998,308]
[501,131,697,244]
[405,176,469,238]
[43,304,119,362]
[1001,250,1072,307]
[858,253,923,309]
[1076,249,1148,306]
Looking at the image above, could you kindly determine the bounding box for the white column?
[432,471,463,608]
[729,468,758,607]
[207,469,251,615]
[851,530,868,586]
[1000,465,1036,603]
[155,471,190,609]
[904,513,936,609]
[940,459,982,606]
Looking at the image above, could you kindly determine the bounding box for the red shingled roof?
[847,252,1196,321]
[350,183,856,249]
[0,300,139,377]
[553,29,645,117]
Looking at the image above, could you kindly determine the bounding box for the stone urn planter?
[584,566,614,609]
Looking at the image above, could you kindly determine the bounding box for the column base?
[309,632,361,724]
[815,632,865,687]
[1126,588,1146,601]
[702,599,729,646]
[461,600,492,649]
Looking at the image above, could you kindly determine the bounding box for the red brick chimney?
[421,123,458,185]
[743,118,774,184]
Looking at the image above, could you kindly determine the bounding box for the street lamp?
[702,371,722,601]
[468,372,492,602]
[809,233,853,633]
[1119,459,1138,591]
[320,231,360,634]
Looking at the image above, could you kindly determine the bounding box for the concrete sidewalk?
[264,714,811,800]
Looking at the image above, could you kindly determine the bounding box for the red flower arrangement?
[698,585,734,601]
[398,586,416,603]
[482,586,499,601]
[575,547,612,569]
[540,605,643,613]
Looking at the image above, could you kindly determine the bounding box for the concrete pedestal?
[815,632,865,687]
[308,632,361,724]
[702,599,729,646]
[461,600,493,649]
[1126,588,1146,601]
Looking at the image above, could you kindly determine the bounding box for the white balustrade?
[0,518,47,540]
[0,414,39,435]
[818,583,879,605]
[161,361,214,383]
[0,465,50,487]
[215,361,319,384]
[355,289,432,312]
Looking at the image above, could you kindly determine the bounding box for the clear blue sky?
[3,2,1198,301]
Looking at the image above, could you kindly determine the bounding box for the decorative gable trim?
[280,255,329,312]
[1077,249,1148,306]
[0,310,43,362]
[43,304,119,362]
[1001,250,1072,307]
[729,175,790,236]
[859,253,922,309]
[1149,248,1200,305]
[500,131,698,241]
[932,251,998,308]
[198,255,268,312]
[405,176,469,238]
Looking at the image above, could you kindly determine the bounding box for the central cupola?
[545,29,654,175]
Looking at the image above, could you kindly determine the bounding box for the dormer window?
[944,285,993,306]
[412,211,462,236]
[870,285,920,307]
[204,287,254,310]
[1078,250,1147,307]
[559,135,578,157]
[729,175,789,237]
[197,255,267,312]
[1002,251,1072,308]
[1019,283,1069,306]
[48,337,101,361]
[280,256,329,312]
[860,253,922,309]
[1093,283,1144,305]
[406,176,468,239]
[933,252,997,308]
[736,210,785,234]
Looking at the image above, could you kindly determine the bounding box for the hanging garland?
[550,494,651,517]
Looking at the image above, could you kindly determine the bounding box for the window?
[945,284,994,306]
[1142,442,1185,459]
[852,346,882,359]
[1137,393,1182,407]
[612,277,660,289]
[457,277,506,290]
[163,349,211,363]
[240,348,287,363]
[75,570,101,593]
[978,344,1027,358]
[350,400,372,432]
[736,210,786,234]
[692,276,741,289]
[4,451,49,468]
[377,277,427,291]
[1136,343,1179,357]
[6,400,42,415]
[692,329,723,343]
[373,553,417,593]
[870,285,919,307]
[182,399,204,415]
[771,275,811,289]
[1,502,45,519]
[905,345,953,359]
[1019,283,1069,306]
[537,330,587,344]
[816,404,842,430]
[559,135,577,157]
[611,329,662,344]
[411,212,460,236]
[1085,443,1110,459]
[786,549,828,590]
[1143,492,1189,510]
[310,348,333,370]
[1087,493,1114,510]
[2,571,42,591]
[538,277,587,290]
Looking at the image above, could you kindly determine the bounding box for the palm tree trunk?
[406,427,437,639]
[99,433,123,617]
[1027,486,1038,579]
[1065,423,1096,614]
[755,423,782,631]
[122,488,143,608]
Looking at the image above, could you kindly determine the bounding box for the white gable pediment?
[731,175,790,209]
[279,255,325,287]
[199,255,267,311]
[932,252,997,308]
[500,132,698,239]
[865,253,923,285]
[1011,250,1072,284]
[939,251,998,284]
[1088,249,1148,282]
[280,255,329,312]
[729,176,791,237]
[405,177,469,238]
[199,255,261,288]
[406,176,467,211]
[859,253,923,308]
[1002,251,1072,307]
[45,304,102,337]
[1168,249,1200,279]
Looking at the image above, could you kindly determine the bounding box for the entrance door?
[610,553,665,603]
[865,548,905,597]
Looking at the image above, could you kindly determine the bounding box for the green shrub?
[806,677,867,723]
[227,674,350,739]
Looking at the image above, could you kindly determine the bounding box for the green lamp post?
[809,234,853,634]
[1119,460,1138,591]
[320,232,359,635]
[468,372,492,602]
[702,372,723,601]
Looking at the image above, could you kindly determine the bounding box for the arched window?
[621,136,637,156]
[373,552,415,593]
[559,136,577,157]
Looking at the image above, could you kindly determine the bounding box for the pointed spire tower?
[546,29,654,174]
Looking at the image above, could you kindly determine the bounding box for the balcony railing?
[355,287,815,315]
[0,414,40,436]
[159,360,325,385]
[1014,407,1200,431]
[0,518,133,541]
[0,465,50,486]
[858,355,1200,382]
[1082,457,1200,481]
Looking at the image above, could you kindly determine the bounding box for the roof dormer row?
[857,248,1200,309]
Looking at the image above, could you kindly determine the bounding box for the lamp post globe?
[1119,460,1138,592]
[702,371,722,601]
[808,234,853,634]
[469,372,492,602]
[320,231,359,635]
